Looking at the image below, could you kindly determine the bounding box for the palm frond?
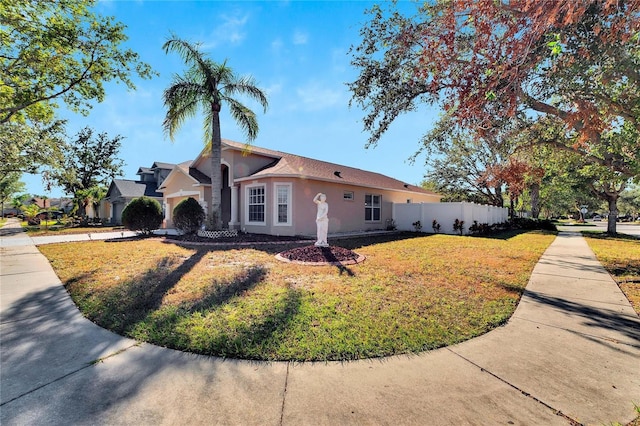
[226,98,260,141]
[163,80,203,140]
[223,75,269,113]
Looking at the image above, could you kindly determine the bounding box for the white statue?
[313,192,329,247]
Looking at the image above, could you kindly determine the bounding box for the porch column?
[163,201,169,228]
[229,185,240,228]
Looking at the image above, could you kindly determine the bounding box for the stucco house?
[158,139,441,237]
[102,162,175,225]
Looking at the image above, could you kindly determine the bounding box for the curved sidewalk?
[1,220,638,425]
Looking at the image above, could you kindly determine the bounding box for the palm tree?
[162,36,268,230]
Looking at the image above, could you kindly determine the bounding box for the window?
[246,185,265,224]
[343,191,354,201]
[273,183,292,226]
[365,194,381,221]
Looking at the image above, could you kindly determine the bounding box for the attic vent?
[403,184,409,188]
[334,171,342,178]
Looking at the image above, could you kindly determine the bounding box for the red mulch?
[278,245,360,263]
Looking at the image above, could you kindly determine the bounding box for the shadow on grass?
[187,265,267,313]
[582,230,640,241]
[73,249,208,334]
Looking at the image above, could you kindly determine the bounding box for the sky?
[23,0,439,198]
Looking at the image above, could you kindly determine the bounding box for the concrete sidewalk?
[1,219,638,425]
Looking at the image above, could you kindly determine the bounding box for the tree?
[619,185,640,218]
[162,36,268,230]
[0,120,65,179]
[20,203,41,225]
[0,173,25,216]
[11,193,30,211]
[416,114,515,207]
[349,0,640,233]
[0,0,155,125]
[49,127,124,216]
[173,197,205,234]
[121,197,163,235]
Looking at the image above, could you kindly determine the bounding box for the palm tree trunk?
[210,106,223,230]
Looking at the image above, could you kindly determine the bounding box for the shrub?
[122,197,163,235]
[432,219,441,233]
[453,218,465,235]
[412,220,422,232]
[510,217,557,232]
[173,197,205,234]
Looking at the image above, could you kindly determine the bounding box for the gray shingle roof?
[109,179,163,199]
[151,162,176,170]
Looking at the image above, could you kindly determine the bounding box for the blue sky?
[24,0,438,198]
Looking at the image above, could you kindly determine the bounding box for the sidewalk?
[1,219,638,425]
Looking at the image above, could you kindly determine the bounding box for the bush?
[122,197,163,235]
[173,197,205,234]
[510,217,557,232]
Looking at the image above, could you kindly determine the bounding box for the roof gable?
[107,179,162,199]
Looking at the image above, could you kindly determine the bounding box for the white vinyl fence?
[393,202,509,235]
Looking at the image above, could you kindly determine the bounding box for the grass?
[39,230,556,361]
[23,223,125,236]
[583,232,640,315]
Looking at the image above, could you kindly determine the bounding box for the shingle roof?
[221,140,438,196]
[151,162,176,170]
[110,179,163,199]
[137,167,153,175]
[189,167,211,184]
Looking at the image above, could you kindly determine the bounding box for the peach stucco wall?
[239,178,440,237]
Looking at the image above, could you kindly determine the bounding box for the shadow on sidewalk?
[523,289,640,346]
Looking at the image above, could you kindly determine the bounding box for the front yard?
[584,233,640,314]
[39,231,556,361]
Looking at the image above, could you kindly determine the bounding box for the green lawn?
[39,230,556,361]
[583,232,640,315]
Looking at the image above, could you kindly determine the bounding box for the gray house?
[102,162,175,225]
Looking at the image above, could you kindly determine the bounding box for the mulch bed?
[276,245,364,265]
[165,232,312,244]
[164,232,365,265]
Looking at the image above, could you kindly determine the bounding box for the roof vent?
[403,184,409,188]
[334,171,342,178]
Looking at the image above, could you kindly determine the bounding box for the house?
[102,162,176,225]
[158,139,441,237]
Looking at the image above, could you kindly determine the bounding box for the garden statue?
[313,192,329,247]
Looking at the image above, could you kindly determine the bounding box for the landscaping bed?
[39,230,556,361]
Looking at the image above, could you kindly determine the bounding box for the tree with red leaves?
[350,0,640,234]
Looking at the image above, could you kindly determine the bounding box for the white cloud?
[202,12,250,49]
[271,38,284,52]
[292,30,308,45]
[294,82,344,111]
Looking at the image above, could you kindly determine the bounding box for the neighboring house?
[158,139,441,237]
[102,162,176,225]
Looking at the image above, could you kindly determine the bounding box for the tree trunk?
[530,182,540,219]
[606,197,618,235]
[509,197,515,220]
[209,105,223,230]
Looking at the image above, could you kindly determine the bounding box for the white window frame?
[273,182,292,226]
[365,193,381,222]
[343,191,354,201]
[245,183,266,226]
